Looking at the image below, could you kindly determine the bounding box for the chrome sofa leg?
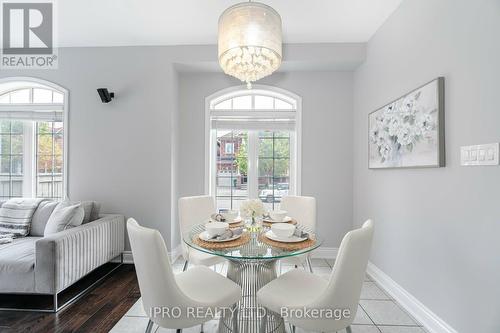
[182,260,189,272]
[145,319,154,333]
[346,326,352,333]
[53,293,58,312]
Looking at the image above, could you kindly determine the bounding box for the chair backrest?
[127,219,193,322]
[178,195,216,258]
[280,196,316,231]
[312,220,374,328]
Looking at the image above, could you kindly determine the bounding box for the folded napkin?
[211,213,226,222]
[0,233,13,244]
[209,227,243,241]
[293,229,311,239]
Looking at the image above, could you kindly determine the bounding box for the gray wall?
[353,1,500,332]
[176,71,354,249]
[0,43,364,251]
[0,47,177,249]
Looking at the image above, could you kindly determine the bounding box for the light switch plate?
[461,143,499,166]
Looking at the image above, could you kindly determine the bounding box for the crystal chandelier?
[218,1,282,89]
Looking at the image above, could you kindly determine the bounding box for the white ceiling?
[58,0,403,47]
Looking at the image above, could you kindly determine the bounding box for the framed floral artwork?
[368,77,445,169]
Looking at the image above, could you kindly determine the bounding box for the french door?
[211,129,295,212]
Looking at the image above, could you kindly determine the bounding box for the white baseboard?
[367,263,458,333]
[121,245,182,265]
[311,246,338,259]
[121,251,134,264]
[169,245,183,263]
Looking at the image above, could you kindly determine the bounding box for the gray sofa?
[0,201,124,311]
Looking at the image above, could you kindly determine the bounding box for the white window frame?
[205,85,302,203]
[224,142,234,154]
[0,77,69,199]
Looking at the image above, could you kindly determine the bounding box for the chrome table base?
[220,259,285,333]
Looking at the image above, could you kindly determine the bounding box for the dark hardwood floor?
[0,264,140,333]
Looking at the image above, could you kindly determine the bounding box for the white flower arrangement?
[369,91,436,163]
[240,199,265,219]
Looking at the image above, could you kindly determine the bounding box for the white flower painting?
[369,78,445,169]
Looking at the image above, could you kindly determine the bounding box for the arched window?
[0,78,68,200]
[206,85,301,211]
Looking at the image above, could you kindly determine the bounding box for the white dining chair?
[127,218,241,333]
[279,196,317,272]
[178,195,226,270]
[257,220,374,333]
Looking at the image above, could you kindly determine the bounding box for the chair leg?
[259,310,268,332]
[145,319,154,333]
[182,260,189,272]
[231,303,239,333]
[176,330,182,333]
[346,326,352,333]
[200,323,204,332]
[306,257,314,273]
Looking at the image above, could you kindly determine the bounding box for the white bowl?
[205,222,229,238]
[271,223,296,238]
[221,210,238,221]
[269,210,287,222]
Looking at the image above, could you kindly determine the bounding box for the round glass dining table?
[183,223,322,333]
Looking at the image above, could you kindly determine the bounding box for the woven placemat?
[193,232,251,250]
[262,219,297,228]
[228,222,244,228]
[258,233,316,251]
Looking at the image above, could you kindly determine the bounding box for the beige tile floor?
[111,259,427,333]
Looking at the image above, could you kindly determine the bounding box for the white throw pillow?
[44,202,85,236]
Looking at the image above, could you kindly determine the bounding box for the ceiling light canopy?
[218,1,282,89]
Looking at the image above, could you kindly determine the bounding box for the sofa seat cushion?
[0,237,39,274]
[0,237,40,293]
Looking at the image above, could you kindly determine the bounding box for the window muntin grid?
[36,122,63,199]
[209,88,298,212]
[0,87,64,104]
[216,130,248,211]
[0,120,24,198]
[210,91,296,111]
[0,83,65,200]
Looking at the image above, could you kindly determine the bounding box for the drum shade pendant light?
[218,1,282,89]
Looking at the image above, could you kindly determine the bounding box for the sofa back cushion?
[88,201,101,223]
[30,201,59,236]
[0,198,45,238]
[44,202,85,236]
[64,200,100,224]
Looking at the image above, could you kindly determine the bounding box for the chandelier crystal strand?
[218,2,282,89]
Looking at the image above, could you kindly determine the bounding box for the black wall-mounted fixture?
[97,88,115,103]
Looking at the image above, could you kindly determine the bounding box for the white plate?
[210,216,243,224]
[263,216,292,223]
[264,230,307,243]
[199,230,242,243]
[228,216,243,224]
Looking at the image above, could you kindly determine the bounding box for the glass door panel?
[257,131,291,211]
[215,130,248,211]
